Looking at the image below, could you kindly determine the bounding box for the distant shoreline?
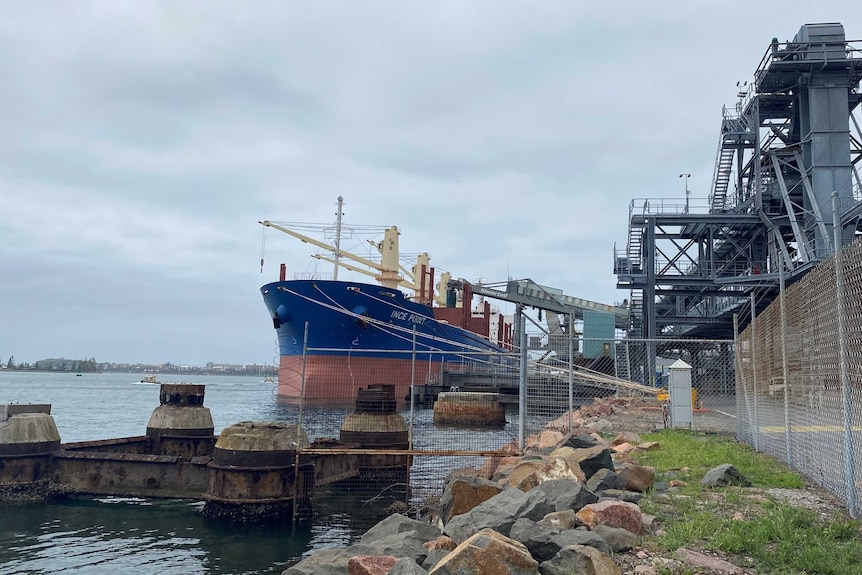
[0,368,273,377]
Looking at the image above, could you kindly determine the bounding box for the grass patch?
[637,429,803,488]
[632,430,862,574]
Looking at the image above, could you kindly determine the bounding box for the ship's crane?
[260,220,447,306]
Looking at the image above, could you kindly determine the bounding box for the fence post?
[750,294,760,451]
[833,191,857,518]
[779,251,792,466]
[568,314,574,435]
[293,321,309,525]
[409,327,416,450]
[518,306,527,453]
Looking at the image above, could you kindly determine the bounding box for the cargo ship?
[259,201,513,403]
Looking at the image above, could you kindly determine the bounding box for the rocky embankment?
[283,397,746,575]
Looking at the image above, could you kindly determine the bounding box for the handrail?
[754,39,862,77]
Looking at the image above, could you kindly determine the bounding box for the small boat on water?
[140,375,160,384]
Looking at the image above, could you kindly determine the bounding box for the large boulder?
[507,518,558,561]
[361,513,442,543]
[358,514,442,564]
[538,509,582,530]
[701,464,751,487]
[586,468,617,493]
[559,433,600,450]
[389,557,429,574]
[538,544,622,575]
[509,457,584,491]
[530,478,597,513]
[439,476,504,525]
[507,518,609,562]
[566,446,614,480]
[444,487,553,543]
[594,524,638,552]
[283,547,359,575]
[347,555,398,575]
[615,463,656,492]
[549,529,610,555]
[611,431,642,446]
[429,529,538,575]
[576,500,642,535]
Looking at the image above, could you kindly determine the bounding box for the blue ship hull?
[260,280,509,401]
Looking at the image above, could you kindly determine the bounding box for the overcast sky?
[1,2,859,366]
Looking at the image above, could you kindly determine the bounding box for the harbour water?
[0,371,526,574]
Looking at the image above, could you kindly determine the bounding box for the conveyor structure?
[614,23,862,344]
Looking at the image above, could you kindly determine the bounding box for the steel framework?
[615,23,862,345]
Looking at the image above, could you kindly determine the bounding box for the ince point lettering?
[389,310,427,325]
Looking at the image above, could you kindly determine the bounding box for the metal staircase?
[710,106,753,213]
[711,145,735,212]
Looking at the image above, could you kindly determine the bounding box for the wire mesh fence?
[736,238,862,517]
[270,322,734,511]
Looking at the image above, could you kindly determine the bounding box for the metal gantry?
[615,22,862,344]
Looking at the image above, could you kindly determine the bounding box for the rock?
[358,514,442,564]
[599,489,643,504]
[568,446,615,480]
[491,456,525,481]
[347,555,398,575]
[508,518,609,562]
[586,468,617,493]
[539,509,582,530]
[675,548,747,574]
[421,550,450,571]
[576,500,642,535]
[444,487,553,543]
[439,476,504,525]
[507,518,559,561]
[612,442,636,455]
[633,565,657,575]
[637,441,660,451]
[641,513,656,531]
[595,403,613,416]
[545,410,579,433]
[429,529,538,574]
[424,536,457,552]
[508,458,582,491]
[547,447,588,482]
[612,431,642,446]
[389,557,429,574]
[284,547,358,574]
[538,430,564,449]
[549,529,610,555]
[361,513,442,543]
[538,544,621,575]
[559,433,600,449]
[594,524,638,552]
[701,464,752,487]
[585,419,613,433]
[615,463,656,492]
[530,478,597,512]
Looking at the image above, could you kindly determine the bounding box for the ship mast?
[333,196,343,280]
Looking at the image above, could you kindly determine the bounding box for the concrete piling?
[433,392,506,426]
[204,421,310,522]
[339,384,410,484]
[0,404,61,502]
[146,384,215,457]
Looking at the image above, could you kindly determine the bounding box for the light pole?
[679,173,691,213]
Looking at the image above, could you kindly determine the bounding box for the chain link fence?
[736,239,862,518]
[271,325,734,511]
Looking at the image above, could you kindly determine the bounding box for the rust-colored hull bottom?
[277,355,443,406]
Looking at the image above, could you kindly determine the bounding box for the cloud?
[1,1,858,365]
